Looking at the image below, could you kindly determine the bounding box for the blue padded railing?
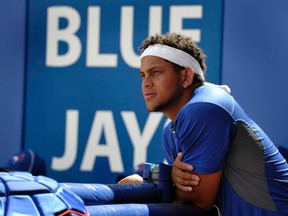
[0,163,215,216]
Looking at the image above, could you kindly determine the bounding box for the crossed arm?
[172,152,222,210]
[119,152,222,210]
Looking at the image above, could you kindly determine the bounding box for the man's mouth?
[144,92,156,100]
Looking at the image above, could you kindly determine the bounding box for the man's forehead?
[140,56,170,70]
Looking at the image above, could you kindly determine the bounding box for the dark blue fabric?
[162,86,288,215]
[0,171,216,215]
[0,171,88,215]
[61,182,162,205]
[87,203,215,216]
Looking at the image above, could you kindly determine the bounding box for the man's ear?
[182,67,195,88]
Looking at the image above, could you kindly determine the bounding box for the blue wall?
[222,0,288,149]
[0,0,26,165]
[0,0,288,170]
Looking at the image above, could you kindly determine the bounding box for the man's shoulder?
[189,86,235,113]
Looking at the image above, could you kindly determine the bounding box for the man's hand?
[172,152,200,192]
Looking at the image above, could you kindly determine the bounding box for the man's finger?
[173,172,200,186]
[177,152,183,160]
[173,156,194,171]
[175,183,193,192]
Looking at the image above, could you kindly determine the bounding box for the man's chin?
[146,108,155,112]
[146,105,160,112]
[146,101,165,112]
[146,105,155,112]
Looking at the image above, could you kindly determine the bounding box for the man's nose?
[143,76,153,87]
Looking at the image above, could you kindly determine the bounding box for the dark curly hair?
[140,33,206,85]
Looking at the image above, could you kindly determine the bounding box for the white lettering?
[120,6,163,68]
[81,111,124,172]
[46,6,81,67]
[51,110,165,173]
[121,111,163,169]
[46,5,203,67]
[149,6,162,35]
[86,7,118,67]
[120,6,139,68]
[169,6,202,42]
[51,110,79,170]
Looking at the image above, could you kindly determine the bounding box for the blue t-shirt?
[162,86,288,215]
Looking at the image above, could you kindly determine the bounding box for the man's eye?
[152,70,161,76]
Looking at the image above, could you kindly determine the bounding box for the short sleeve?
[175,102,235,174]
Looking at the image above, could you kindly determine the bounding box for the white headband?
[140,44,204,80]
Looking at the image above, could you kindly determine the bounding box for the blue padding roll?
[6,181,50,195]
[33,193,70,215]
[87,204,149,216]
[0,197,6,215]
[5,195,40,215]
[0,171,89,216]
[87,203,214,216]
[147,203,214,216]
[36,175,59,191]
[56,187,88,213]
[61,182,162,205]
